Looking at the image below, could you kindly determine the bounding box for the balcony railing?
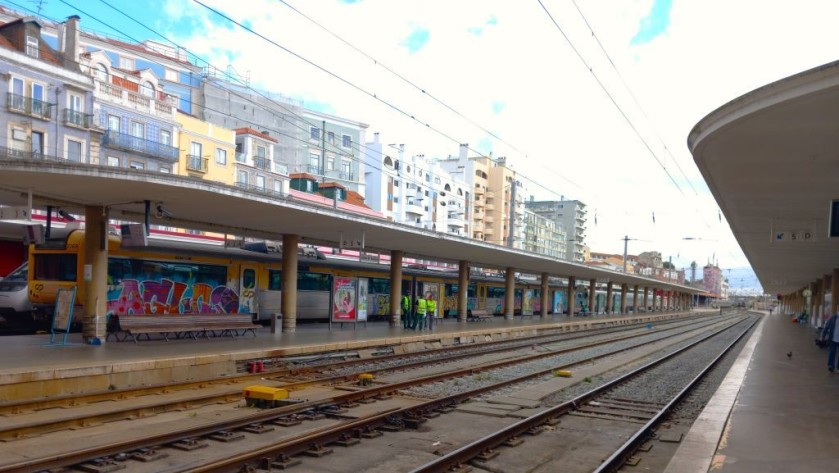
[7,93,52,120]
[94,80,176,118]
[102,130,178,162]
[0,145,54,162]
[235,181,287,199]
[186,154,208,173]
[253,156,271,170]
[62,108,93,128]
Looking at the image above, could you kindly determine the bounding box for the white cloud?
[161,0,839,287]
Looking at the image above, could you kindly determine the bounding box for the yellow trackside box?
[244,385,289,401]
[554,370,573,378]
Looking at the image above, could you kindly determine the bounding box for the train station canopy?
[0,159,697,294]
[690,60,839,296]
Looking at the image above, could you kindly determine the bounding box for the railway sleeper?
[76,457,126,473]
[302,442,334,457]
[170,437,209,450]
[259,453,302,470]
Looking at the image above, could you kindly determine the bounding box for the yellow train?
[21,228,597,329]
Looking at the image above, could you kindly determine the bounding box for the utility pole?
[622,235,629,273]
[507,180,517,248]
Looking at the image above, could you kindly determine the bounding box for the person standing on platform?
[426,292,437,330]
[821,310,839,372]
[402,292,412,329]
[414,293,427,330]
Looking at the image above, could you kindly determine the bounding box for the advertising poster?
[357,278,368,322]
[522,289,534,316]
[332,276,357,321]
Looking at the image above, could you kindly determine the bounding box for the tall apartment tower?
[525,198,587,262]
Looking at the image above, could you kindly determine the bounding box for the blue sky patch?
[402,28,430,54]
[491,101,505,114]
[631,0,672,45]
[468,15,497,36]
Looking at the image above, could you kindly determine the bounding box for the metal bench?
[467,309,493,322]
[107,314,259,343]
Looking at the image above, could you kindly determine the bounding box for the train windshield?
[2,262,27,281]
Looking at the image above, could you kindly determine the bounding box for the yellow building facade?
[175,111,236,185]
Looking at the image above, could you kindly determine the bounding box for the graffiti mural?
[106,257,238,316]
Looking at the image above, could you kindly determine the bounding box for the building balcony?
[94,80,175,118]
[102,130,178,162]
[186,154,208,173]
[7,93,51,120]
[447,216,465,228]
[484,215,495,223]
[253,156,271,170]
[61,108,93,128]
[235,180,287,199]
[484,226,495,235]
[0,145,56,162]
[325,169,355,182]
[485,203,495,211]
[405,201,423,215]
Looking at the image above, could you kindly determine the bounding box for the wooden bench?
[107,314,260,343]
[467,309,493,322]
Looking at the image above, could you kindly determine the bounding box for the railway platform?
[0,311,690,403]
[666,310,839,473]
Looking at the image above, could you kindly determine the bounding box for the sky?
[11,0,839,294]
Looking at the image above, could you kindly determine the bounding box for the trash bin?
[271,313,283,334]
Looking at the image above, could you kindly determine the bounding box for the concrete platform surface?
[667,312,839,473]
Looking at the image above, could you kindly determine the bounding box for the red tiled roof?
[345,190,371,209]
[318,182,347,190]
[233,127,278,143]
[289,173,317,181]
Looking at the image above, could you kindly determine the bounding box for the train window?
[34,254,77,281]
[486,286,505,299]
[242,269,256,290]
[268,270,282,290]
[298,272,331,291]
[368,278,390,294]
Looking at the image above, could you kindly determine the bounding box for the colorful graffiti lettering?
[107,278,240,316]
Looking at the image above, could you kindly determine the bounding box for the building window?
[66,139,82,162]
[342,134,351,148]
[129,160,145,170]
[310,126,320,141]
[107,156,119,167]
[32,131,45,156]
[256,145,266,158]
[309,153,320,169]
[160,129,171,146]
[274,180,283,194]
[256,175,265,190]
[190,141,202,159]
[93,63,108,81]
[26,35,39,58]
[238,170,248,185]
[341,159,351,175]
[215,148,227,165]
[327,155,335,170]
[140,81,155,98]
[160,167,171,173]
[130,121,144,139]
[119,56,135,70]
[107,115,120,131]
[164,69,178,81]
[327,131,335,145]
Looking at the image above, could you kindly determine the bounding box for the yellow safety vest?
[416,298,427,314]
[427,299,437,315]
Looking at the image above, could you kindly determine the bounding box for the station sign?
[0,206,30,220]
[771,217,816,243]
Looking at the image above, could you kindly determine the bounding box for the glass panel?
[67,140,82,162]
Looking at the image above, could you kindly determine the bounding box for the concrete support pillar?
[82,205,108,342]
[643,287,649,312]
[541,273,550,319]
[504,267,515,320]
[567,276,576,317]
[389,250,403,327]
[605,282,613,314]
[281,234,299,333]
[458,260,469,323]
[632,285,639,314]
[620,284,628,314]
[588,278,597,315]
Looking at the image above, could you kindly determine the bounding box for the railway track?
[0,314,718,441]
[0,312,746,472]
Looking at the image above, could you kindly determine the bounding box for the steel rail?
[0,315,722,442]
[0,314,736,472]
[409,315,757,473]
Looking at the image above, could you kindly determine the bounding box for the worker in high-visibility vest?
[414,294,427,330]
[401,293,412,329]
[426,292,437,330]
